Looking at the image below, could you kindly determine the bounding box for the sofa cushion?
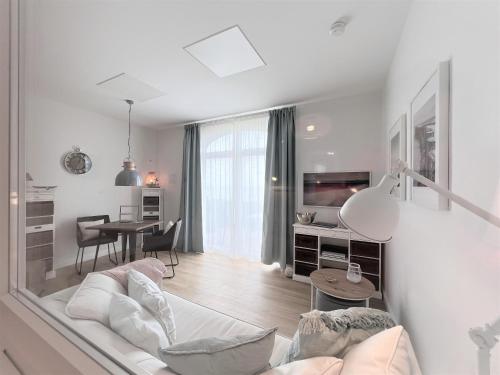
[101,258,167,290]
[160,328,277,375]
[282,308,395,364]
[110,293,169,358]
[128,269,176,345]
[341,325,422,375]
[65,273,125,326]
[262,357,343,375]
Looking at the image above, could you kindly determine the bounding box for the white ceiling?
[25,0,411,128]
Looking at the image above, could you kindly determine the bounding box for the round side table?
[310,268,376,310]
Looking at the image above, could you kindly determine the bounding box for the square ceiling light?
[184,25,266,78]
[96,73,165,102]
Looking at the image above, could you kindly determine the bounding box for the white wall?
[296,91,385,222]
[383,2,500,374]
[26,96,158,269]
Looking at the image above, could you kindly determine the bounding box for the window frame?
[6,1,147,373]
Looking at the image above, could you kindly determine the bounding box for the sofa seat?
[40,286,292,374]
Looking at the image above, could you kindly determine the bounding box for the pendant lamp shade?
[115,100,142,186]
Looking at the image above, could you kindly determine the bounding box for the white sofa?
[41,286,292,374]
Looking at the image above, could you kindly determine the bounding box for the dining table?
[87,220,163,263]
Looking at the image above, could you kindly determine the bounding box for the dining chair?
[75,215,119,274]
[142,218,182,278]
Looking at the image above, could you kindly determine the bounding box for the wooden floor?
[39,250,384,338]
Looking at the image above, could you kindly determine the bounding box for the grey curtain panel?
[261,107,296,269]
[178,124,204,253]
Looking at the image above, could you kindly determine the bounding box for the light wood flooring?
[39,250,384,338]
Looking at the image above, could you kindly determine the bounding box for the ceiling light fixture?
[306,124,316,132]
[115,99,142,186]
[330,17,348,36]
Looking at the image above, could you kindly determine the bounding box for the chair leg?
[113,242,118,264]
[92,244,101,272]
[172,248,179,266]
[108,243,118,265]
[155,251,158,259]
[163,250,175,279]
[75,247,81,273]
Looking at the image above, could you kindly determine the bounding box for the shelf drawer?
[26,216,53,227]
[26,201,54,217]
[294,261,317,277]
[26,244,53,261]
[350,255,379,275]
[295,234,318,249]
[26,223,54,234]
[143,216,160,221]
[143,197,160,205]
[295,248,318,264]
[26,230,53,247]
[351,241,380,258]
[362,273,380,291]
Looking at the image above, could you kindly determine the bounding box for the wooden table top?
[310,268,375,301]
[87,220,162,233]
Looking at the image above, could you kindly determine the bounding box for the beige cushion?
[65,273,126,326]
[341,326,422,375]
[78,219,104,241]
[262,357,343,375]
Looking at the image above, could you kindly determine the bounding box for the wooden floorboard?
[38,250,385,338]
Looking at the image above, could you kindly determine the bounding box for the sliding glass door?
[200,114,268,261]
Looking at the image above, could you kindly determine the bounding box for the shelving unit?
[140,188,164,236]
[293,223,385,299]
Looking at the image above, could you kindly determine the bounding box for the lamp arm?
[395,160,500,229]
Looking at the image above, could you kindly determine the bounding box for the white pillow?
[127,269,176,345]
[109,293,169,358]
[65,273,126,326]
[78,219,104,241]
[164,220,174,233]
[262,357,343,375]
[341,326,422,375]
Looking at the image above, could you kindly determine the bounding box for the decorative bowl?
[296,211,316,225]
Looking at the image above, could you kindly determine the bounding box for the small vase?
[346,263,362,283]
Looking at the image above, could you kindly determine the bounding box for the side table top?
[310,268,375,301]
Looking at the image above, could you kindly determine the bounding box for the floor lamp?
[338,160,500,375]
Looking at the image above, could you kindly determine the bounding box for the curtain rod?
[172,90,373,128]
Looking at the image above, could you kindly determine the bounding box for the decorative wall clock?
[63,146,92,174]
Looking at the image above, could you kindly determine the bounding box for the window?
[200,114,268,260]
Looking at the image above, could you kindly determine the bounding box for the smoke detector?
[330,17,348,36]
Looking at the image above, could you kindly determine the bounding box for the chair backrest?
[76,215,111,246]
[172,218,182,250]
[119,205,139,222]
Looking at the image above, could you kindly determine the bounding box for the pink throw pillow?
[101,258,167,290]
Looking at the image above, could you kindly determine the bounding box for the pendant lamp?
[115,99,142,186]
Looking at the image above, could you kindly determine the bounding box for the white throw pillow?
[109,293,169,358]
[341,325,422,375]
[65,273,126,326]
[127,269,176,345]
[164,220,174,233]
[262,357,343,375]
[78,219,104,241]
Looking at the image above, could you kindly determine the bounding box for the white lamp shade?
[338,175,400,242]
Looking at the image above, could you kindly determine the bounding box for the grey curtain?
[178,124,204,253]
[261,107,295,269]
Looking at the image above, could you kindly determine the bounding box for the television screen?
[303,172,370,207]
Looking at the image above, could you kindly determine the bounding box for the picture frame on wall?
[388,114,407,200]
[409,60,450,210]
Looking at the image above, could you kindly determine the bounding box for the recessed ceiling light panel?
[96,73,165,102]
[184,25,266,78]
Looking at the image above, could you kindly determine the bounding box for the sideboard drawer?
[350,241,380,258]
[295,234,318,249]
[26,216,53,227]
[26,223,54,234]
[26,244,53,261]
[350,255,379,275]
[26,230,53,247]
[295,248,318,264]
[26,201,54,217]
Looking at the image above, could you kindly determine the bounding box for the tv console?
[292,223,385,299]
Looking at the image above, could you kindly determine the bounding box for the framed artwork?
[388,114,406,200]
[409,60,450,210]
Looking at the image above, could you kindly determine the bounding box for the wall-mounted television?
[303,172,371,207]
